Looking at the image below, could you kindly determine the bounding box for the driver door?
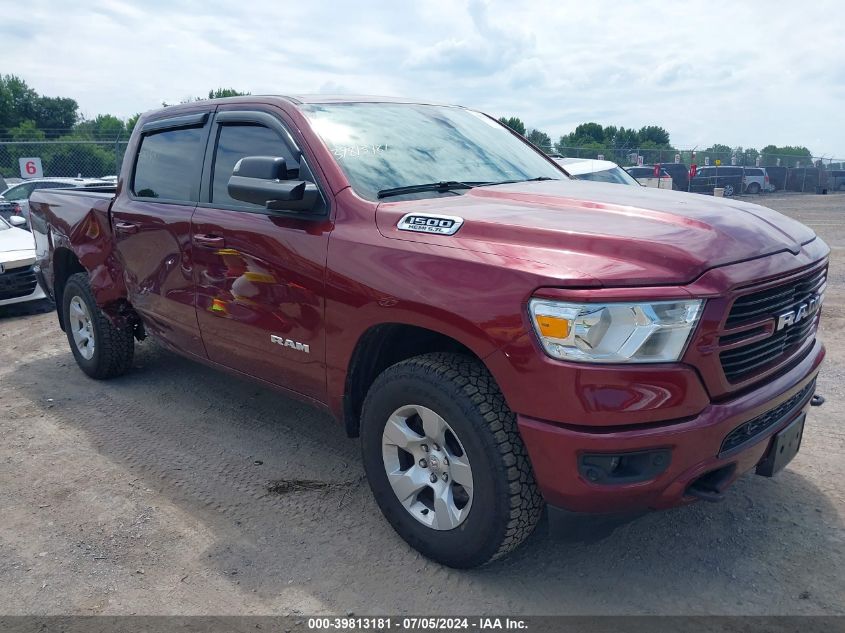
[191,108,333,402]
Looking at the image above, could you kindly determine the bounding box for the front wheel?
[360,353,543,568]
[63,272,135,379]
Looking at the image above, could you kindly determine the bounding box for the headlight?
[528,298,703,363]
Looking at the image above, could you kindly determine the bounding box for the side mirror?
[227,156,320,213]
[9,215,26,227]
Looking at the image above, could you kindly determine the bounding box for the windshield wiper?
[377,177,557,199]
[377,181,488,199]
[484,176,556,186]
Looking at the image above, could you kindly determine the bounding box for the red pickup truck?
[30,96,827,568]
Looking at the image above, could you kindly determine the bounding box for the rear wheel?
[63,272,134,379]
[723,184,735,197]
[746,182,761,194]
[360,353,543,568]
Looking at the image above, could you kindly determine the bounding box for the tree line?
[0,75,248,178]
[499,116,821,168]
[0,75,829,178]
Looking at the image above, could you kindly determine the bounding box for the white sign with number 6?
[19,157,44,179]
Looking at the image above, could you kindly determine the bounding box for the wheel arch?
[52,247,86,331]
[342,323,487,438]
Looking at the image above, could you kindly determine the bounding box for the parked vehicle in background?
[626,166,674,189]
[0,178,112,227]
[742,167,770,194]
[30,96,828,568]
[689,166,769,196]
[690,166,743,196]
[0,214,46,309]
[554,158,641,186]
[653,163,690,191]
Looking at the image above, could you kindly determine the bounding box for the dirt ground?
[1,192,843,616]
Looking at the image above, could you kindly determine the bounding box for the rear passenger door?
[112,111,212,358]
[191,108,332,402]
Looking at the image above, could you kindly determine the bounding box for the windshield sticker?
[332,144,387,159]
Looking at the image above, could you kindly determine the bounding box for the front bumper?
[0,260,47,308]
[518,339,825,514]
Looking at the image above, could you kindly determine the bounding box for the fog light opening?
[579,449,671,485]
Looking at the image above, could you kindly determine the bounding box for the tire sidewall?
[62,277,106,378]
[361,369,510,567]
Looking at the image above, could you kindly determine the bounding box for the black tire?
[62,272,134,379]
[360,353,543,568]
[746,182,761,194]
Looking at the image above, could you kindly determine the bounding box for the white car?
[0,178,112,229]
[0,215,46,308]
[555,158,642,186]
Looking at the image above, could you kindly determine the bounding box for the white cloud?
[3,0,844,155]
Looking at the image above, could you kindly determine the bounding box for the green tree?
[0,75,39,133]
[637,125,671,147]
[526,128,553,153]
[35,96,78,137]
[74,114,126,139]
[9,120,45,141]
[125,113,141,134]
[208,88,250,99]
[498,116,526,136]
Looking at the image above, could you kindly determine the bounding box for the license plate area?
[756,413,805,477]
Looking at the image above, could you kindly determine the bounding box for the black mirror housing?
[227,155,320,213]
[233,156,288,180]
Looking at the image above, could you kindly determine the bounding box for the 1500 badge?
[397,213,464,235]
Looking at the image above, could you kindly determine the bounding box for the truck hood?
[375,180,818,286]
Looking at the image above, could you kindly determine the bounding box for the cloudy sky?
[4,0,844,156]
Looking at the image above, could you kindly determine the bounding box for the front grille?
[726,267,826,327]
[720,267,826,383]
[720,379,815,455]
[0,265,37,301]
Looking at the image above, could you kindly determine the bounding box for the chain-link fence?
[0,140,129,181]
[553,146,845,194]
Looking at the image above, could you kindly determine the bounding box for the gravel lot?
[1,192,843,616]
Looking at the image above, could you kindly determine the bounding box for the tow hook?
[685,464,736,503]
[811,394,825,407]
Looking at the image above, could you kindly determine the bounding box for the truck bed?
[29,186,126,310]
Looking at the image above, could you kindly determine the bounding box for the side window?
[133,126,205,202]
[5,182,36,200]
[211,124,297,208]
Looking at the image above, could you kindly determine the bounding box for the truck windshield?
[301,103,565,201]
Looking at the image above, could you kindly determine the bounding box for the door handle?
[193,234,226,248]
[114,221,139,234]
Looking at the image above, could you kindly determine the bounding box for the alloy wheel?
[381,404,474,530]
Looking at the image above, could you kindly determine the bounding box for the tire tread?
[364,352,544,565]
[64,272,134,379]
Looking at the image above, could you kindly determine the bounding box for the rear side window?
[211,124,297,208]
[746,169,763,176]
[4,182,37,200]
[133,127,205,201]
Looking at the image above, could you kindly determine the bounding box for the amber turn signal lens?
[535,315,571,339]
